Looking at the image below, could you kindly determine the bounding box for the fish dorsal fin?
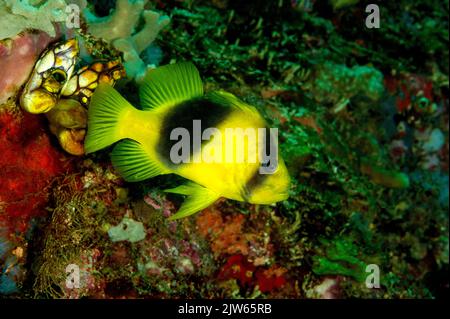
[164,182,220,220]
[206,90,261,116]
[139,62,203,110]
[111,139,169,182]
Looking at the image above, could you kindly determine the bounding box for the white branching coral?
[84,0,170,82]
[0,0,68,40]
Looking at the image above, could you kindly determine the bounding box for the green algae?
[312,238,369,283]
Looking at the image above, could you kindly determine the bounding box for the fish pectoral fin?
[164,183,220,220]
[111,139,168,182]
[139,62,203,110]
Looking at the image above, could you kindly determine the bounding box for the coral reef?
[0,32,55,105]
[0,109,73,294]
[155,0,448,299]
[32,162,119,298]
[18,38,125,155]
[0,111,72,233]
[196,206,274,264]
[84,0,170,81]
[0,0,68,39]
[108,216,146,243]
[312,237,370,283]
[303,62,385,113]
[47,58,126,155]
[218,254,290,295]
[0,0,447,299]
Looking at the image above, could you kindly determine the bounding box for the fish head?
[247,158,291,204]
[20,39,79,114]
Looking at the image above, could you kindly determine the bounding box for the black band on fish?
[158,97,232,167]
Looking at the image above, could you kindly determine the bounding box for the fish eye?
[51,69,67,84]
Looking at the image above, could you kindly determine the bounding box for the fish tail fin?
[85,83,136,154]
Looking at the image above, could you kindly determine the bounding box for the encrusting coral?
[108,215,146,243]
[0,110,73,295]
[0,32,55,105]
[84,0,170,82]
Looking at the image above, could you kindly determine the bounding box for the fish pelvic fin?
[84,83,138,153]
[139,62,203,110]
[164,182,220,220]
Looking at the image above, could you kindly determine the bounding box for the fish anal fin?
[164,183,220,220]
[139,62,203,110]
[111,139,168,182]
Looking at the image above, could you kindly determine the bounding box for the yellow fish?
[85,62,290,220]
